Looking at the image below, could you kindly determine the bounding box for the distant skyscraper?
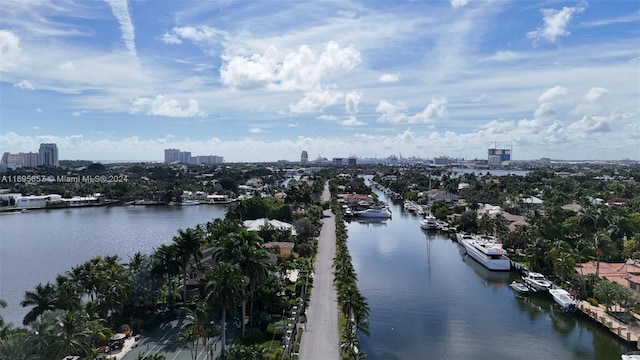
[38,143,58,167]
[164,148,180,163]
[300,150,308,165]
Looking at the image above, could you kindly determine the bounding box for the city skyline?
[1,1,639,162]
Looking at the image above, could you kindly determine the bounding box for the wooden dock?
[578,300,640,347]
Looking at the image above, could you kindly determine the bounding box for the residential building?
[300,150,308,165]
[38,143,59,167]
[164,148,181,163]
[1,152,38,168]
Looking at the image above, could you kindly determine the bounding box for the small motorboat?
[509,280,530,295]
[549,288,577,312]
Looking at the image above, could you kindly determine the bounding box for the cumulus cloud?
[0,29,24,72]
[377,98,447,124]
[59,62,76,71]
[584,87,610,102]
[567,115,611,133]
[249,127,265,133]
[538,85,567,103]
[14,80,34,89]
[289,90,343,113]
[220,41,361,91]
[161,33,182,45]
[379,73,399,83]
[340,116,366,126]
[104,0,137,57]
[534,102,556,119]
[345,91,362,114]
[130,95,207,118]
[164,26,223,44]
[450,0,468,8]
[527,5,586,44]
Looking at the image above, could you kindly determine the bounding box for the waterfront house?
[576,260,640,293]
[15,194,63,208]
[243,218,297,236]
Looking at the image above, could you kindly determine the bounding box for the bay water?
[0,204,227,326]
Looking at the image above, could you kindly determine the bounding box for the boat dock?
[578,300,640,347]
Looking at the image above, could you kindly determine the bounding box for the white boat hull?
[549,288,577,311]
[461,239,511,271]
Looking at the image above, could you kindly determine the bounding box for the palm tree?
[0,333,34,360]
[204,263,244,355]
[0,299,6,326]
[20,282,57,325]
[137,352,167,360]
[233,238,271,330]
[152,244,181,305]
[41,311,92,360]
[174,228,204,304]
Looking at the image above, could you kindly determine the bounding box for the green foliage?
[587,298,599,306]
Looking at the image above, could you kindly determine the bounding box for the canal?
[346,177,632,360]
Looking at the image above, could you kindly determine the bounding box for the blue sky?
[1,0,639,162]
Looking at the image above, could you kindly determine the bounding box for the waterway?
[347,176,632,359]
[0,204,227,326]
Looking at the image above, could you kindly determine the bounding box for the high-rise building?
[347,157,357,166]
[165,148,223,164]
[488,147,511,166]
[1,152,38,167]
[300,151,308,165]
[164,148,181,163]
[38,143,59,167]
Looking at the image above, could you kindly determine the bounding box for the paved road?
[299,182,339,360]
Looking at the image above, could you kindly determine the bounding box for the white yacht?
[459,234,511,271]
[549,288,577,312]
[522,272,552,292]
[355,207,392,218]
[420,215,439,230]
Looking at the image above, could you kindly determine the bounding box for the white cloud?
[13,80,34,90]
[104,0,137,57]
[584,87,610,102]
[567,115,611,133]
[289,90,343,114]
[220,46,278,90]
[318,114,337,121]
[534,102,556,119]
[538,85,567,103]
[345,91,362,114]
[288,123,299,127]
[376,98,447,124]
[220,41,361,91]
[170,26,223,43]
[249,127,265,133]
[379,73,399,83]
[0,29,24,72]
[161,33,182,45]
[340,116,366,126]
[450,0,468,8]
[527,5,586,44]
[479,50,519,62]
[130,95,207,118]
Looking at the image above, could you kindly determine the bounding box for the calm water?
[0,204,227,326]
[348,177,631,360]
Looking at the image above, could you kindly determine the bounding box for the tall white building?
[38,143,59,167]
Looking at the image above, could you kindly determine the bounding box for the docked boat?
[420,215,440,230]
[179,200,200,206]
[355,207,392,218]
[522,272,552,292]
[459,235,511,271]
[621,351,640,360]
[549,288,577,312]
[509,280,530,295]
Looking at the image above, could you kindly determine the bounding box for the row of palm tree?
[332,202,369,360]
